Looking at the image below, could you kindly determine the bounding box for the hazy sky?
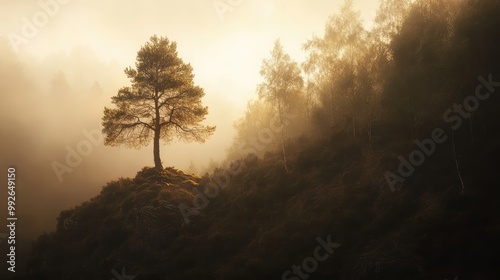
[0,0,380,238]
[1,0,379,105]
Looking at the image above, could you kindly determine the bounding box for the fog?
[0,0,378,241]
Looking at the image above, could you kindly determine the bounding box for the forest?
[6,0,500,279]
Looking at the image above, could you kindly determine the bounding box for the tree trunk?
[278,102,289,173]
[451,128,465,191]
[153,94,163,170]
[153,129,162,170]
[352,115,356,138]
[408,94,414,141]
[367,117,373,149]
[280,127,289,173]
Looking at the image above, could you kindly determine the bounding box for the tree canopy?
[257,39,304,171]
[102,35,215,169]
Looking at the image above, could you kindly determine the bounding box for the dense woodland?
[14,0,500,279]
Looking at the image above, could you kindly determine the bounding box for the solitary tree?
[258,39,303,172]
[102,35,216,170]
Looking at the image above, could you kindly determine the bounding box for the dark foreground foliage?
[16,0,500,279]
[16,126,500,280]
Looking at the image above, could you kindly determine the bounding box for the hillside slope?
[17,124,500,280]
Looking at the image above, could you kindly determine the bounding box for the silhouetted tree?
[49,71,72,99]
[258,39,303,172]
[102,35,215,169]
[303,0,367,136]
[373,0,414,50]
[384,0,456,139]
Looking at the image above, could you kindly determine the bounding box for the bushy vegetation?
[18,0,500,279]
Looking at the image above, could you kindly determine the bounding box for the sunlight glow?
[258,2,275,18]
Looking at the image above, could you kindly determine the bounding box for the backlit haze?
[0,0,378,239]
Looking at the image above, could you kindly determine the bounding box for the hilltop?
[13,0,500,279]
[17,128,500,279]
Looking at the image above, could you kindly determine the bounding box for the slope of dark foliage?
[16,123,500,280]
[16,0,500,279]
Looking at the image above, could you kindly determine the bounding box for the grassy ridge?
[18,125,500,279]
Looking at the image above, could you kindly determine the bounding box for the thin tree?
[102,35,215,170]
[258,39,303,172]
[303,0,366,136]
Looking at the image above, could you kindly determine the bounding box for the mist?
[0,0,378,241]
[2,0,500,279]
